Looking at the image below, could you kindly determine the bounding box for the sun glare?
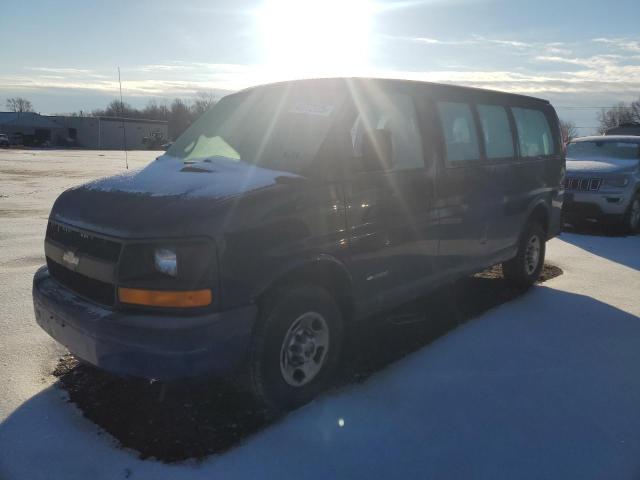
[258,0,373,79]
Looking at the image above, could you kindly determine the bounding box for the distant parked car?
[0,134,9,147]
[10,133,23,146]
[605,122,640,136]
[563,136,640,233]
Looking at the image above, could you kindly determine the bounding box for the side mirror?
[360,129,392,172]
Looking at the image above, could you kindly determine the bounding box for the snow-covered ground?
[0,149,157,420]
[1,150,639,479]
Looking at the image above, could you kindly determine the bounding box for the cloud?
[0,63,254,100]
[2,33,639,124]
[28,67,96,75]
[390,34,531,48]
[387,33,581,61]
[379,34,640,97]
[592,37,640,53]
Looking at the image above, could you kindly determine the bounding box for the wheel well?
[257,262,355,323]
[529,204,550,235]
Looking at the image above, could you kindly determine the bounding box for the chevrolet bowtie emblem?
[62,250,80,269]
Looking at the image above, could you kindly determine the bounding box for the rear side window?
[512,107,554,157]
[477,105,514,159]
[437,102,480,163]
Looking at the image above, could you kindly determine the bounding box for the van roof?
[238,77,551,105]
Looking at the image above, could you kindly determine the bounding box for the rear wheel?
[502,221,546,289]
[247,285,343,412]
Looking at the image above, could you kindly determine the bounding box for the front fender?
[250,254,353,301]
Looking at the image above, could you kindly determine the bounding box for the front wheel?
[502,222,546,289]
[246,285,344,412]
[622,193,640,235]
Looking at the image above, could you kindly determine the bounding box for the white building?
[0,112,64,145]
[49,115,168,149]
[0,111,168,149]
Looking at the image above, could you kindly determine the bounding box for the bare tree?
[192,90,218,116]
[88,95,215,140]
[6,97,34,113]
[142,99,170,121]
[631,97,640,124]
[597,102,636,134]
[169,98,193,139]
[559,119,578,143]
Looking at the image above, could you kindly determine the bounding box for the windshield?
[167,83,346,175]
[567,140,640,160]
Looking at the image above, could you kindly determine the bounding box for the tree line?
[5,92,219,140]
[85,91,219,140]
[596,98,640,134]
[6,93,640,142]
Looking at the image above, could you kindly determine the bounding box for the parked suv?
[33,78,564,410]
[0,133,9,147]
[564,136,640,233]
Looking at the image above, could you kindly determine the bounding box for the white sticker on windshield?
[617,142,638,148]
[289,102,335,117]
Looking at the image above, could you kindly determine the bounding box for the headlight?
[118,240,217,298]
[154,247,177,277]
[603,175,630,188]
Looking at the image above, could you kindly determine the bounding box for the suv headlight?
[154,247,177,277]
[603,175,630,188]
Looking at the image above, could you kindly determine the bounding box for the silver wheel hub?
[524,234,541,276]
[280,312,330,387]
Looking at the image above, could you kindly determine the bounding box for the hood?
[50,155,301,238]
[566,157,639,175]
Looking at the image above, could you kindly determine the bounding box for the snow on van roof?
[571,135,640,143]
[235,77,552,105]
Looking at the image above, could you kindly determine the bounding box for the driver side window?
[437,101,480,163]
[349,92,424,172]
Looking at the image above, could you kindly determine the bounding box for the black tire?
[502,221,546,289]
[622,192,640,235]
[247,285,344,412]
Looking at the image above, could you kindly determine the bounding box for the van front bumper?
[32,266,257,381]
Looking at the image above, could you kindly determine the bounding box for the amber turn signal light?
[118,287,212,308]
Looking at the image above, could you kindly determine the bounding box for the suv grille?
[565,176,602,192]
[45,221,121,306]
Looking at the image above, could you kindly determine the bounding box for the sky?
[1,0,639,133]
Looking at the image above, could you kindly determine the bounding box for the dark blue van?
[33,78,564,410]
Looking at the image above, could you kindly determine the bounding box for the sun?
[258,0,373,79]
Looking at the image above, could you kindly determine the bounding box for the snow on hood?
[566,157,639,174]
[82,155,301,199]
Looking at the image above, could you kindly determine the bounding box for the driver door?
[342,85,439,316]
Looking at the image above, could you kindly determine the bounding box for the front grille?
[45,221,121,306]
[47,258,116,306]
[562,201,602,218]
[565,176,602,192]
[46,221,121,262]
